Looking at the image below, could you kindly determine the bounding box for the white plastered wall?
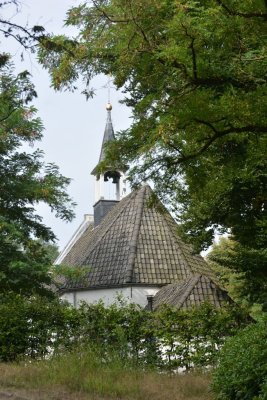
[61,286,161,308]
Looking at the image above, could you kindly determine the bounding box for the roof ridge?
[155,208,192,275]
[163,214,211,277]
[137,190,194,273]
[135,188,211,278]
[124,185,147,283]
[177,274,201,309]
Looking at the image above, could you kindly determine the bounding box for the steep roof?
[60,185,214,291]
[91,109,115,175]
[150,274,230,310]
[55,215,94,265]
[99,109,115,163]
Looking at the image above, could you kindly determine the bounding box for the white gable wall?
[61,286,161,308]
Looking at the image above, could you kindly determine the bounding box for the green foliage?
[0,60,75,296]
[79,301,248,371]
[38,0,267,245]
[0,293,79,362]
[0,293,249,370]
[73,299,155,366]
[212,318,267,400]
[38,0,267,306]
[51,264,92,288]
[155,302,248,371]
[207,237,267,314]
[36,240,60,264]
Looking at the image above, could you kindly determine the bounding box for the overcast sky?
[2,0,132,250]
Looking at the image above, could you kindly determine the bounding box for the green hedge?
[0,293,79,361]
[0,293,249,370]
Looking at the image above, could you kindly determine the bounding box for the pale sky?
[2,0,131,250]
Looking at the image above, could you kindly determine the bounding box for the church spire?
[91,103,127,224]
[91,103,116,177]
[98,103,115,164]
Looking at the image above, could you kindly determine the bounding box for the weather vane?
[104,74,114,110]
[107,74,111,104]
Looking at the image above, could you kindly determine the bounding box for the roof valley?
[158,211,193,279]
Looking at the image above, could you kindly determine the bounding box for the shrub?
[0,292,250,370]
[212,317,267,399]
[151,302,249,371]
[0,293,78,361]
[73,300,249,371]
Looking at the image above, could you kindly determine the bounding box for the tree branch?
[216,0,267,19]
[157,57,189,80]
[0,27,33,49]
[91,0,130,23]
[192,76,257,90]
[181,23,199,80]
[189,38,197,79]
[0,107,16,123]
[171,121,267,165]
[195,120,267,136]
[0,18,35,39]
[128,0,152,48]
[0,18,45,50]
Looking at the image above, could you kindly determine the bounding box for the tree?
[37,0,267,250]
[36,240,60,264]
[0,1,75,296]
[207,237,267,315]
[38,0,267,303]
[0,58,75,296]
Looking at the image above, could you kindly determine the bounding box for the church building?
[56,104,230,310]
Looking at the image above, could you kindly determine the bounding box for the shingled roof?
[60,185,216,291]
[150,274,230,310]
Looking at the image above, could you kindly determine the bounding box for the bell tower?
[91,103,127,226]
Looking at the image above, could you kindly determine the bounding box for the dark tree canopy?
[38,0,267,246]
[207,237,267,313]
[0,1,77,296]
[0,0,76,294]
[38,0,267,304]
[0,60,75,295]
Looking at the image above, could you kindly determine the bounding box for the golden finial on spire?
[105,74,112,111]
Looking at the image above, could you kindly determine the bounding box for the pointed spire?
[91,103,115,176]
[91,101,127,205]
[98,103,115,163]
